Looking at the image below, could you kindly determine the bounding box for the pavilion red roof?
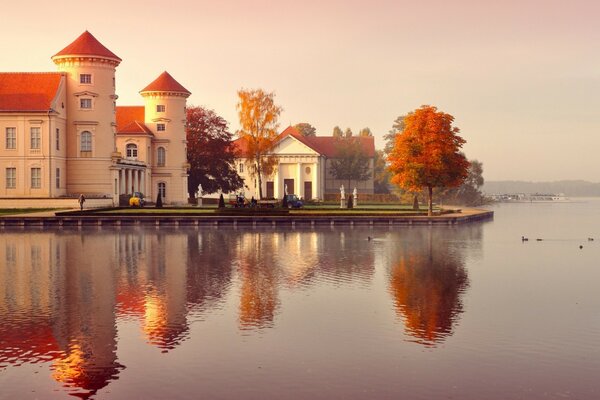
[140,71,191,95]
[232,126,375,158]
[0,72,63,112]
[53,31,121,62]
[115,106,153,136]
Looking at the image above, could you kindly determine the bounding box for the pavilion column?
[312,162,318,200]
[296,162,302,198]
[274,164,281,198]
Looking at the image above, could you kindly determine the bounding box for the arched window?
[157,147,166,166]
[158,182,166,200]
[80,131,92,156]
[126,143,138,159]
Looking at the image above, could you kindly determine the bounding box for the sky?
[2,0,599,181]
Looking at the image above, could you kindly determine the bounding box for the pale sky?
[2,0,599,181]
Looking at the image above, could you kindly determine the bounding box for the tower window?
[157,105,166,112]
[239,163,244,173]
[80,74,92,84]
[157,147,166,166]
[80,131,92,156]
[157,123,166,132]
[56,128,60,151]
[56,168,60,189]
[80,98,92,109]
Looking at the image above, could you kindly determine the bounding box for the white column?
[140,169,145,195]
[296,162,302,198]
[274,163,281,198]
[127,169,132,194]
[312,162,318,200]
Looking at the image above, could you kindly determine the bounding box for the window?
[56,168,60,189]
[5,127,16,149]
[30,127,41,149]
[80,98,92,109]
[56,128,60,151]
[157,123,165,132]
[80,131,92,156]
[158,182,166,199]
[80,74,92,84]
[126,143,138,159]
[31,168,41,189]
[6,168,16,189]
[239,163,244,173]
[157,147,166,166]
[156,105,166,112]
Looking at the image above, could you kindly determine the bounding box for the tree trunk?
[257,161,263,200]
[428,186,433,216]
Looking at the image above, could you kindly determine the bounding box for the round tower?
[140,72,191,204]
[52,31,121,197]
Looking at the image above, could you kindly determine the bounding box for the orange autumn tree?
[237,89,282,199]
[388,105,470,216]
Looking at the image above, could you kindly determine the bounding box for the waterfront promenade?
[0,207,493,228]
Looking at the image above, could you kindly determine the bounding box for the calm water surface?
[1,201,600,399]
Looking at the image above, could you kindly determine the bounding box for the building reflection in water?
[0,227,378,397]
[388,226,481,347]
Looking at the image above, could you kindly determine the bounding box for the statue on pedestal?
[196,184,203,207]
[353,187,358,207]
[340,184,345,209]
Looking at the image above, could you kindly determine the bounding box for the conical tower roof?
[52,31,121,63]
[140,71,191,96]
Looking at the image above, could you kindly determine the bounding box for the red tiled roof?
[52,31,121,62]
[232,126,375,158]
[279,126,376,157]
[116,106,144,130]
[115,106,153,135]
[117,121,154,136]
[305,135,376,158]
[140,71,191,95]
[0,72,63,112]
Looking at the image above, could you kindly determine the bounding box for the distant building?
[232,126,375,200]
[0,31,190,204]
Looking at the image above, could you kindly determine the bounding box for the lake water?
[1,200,599,399]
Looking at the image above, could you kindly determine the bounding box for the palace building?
[233,126,375,200]
[0,31,190,205]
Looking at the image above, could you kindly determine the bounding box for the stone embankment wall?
[0,198,113,209]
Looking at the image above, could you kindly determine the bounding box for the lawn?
[0,208,60,216]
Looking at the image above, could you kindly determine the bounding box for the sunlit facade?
[0,31,190,204]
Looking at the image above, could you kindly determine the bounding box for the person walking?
[78,194,86,210]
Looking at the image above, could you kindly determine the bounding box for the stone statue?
[284,184,288,195]
[340,184,345,199]
[353,187,358,207]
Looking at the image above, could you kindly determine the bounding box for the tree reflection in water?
[389,227,476,347]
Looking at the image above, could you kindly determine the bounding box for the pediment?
[73,90,99,97]
[274,135,319,156]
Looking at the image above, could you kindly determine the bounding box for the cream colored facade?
[0,32,190,205]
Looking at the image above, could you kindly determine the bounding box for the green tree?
[329,137,371,190]
[388,105,470,216]
[359,127,373,137]
[438,159,486,206]
[373,150,391,194]
[186,106,243,197]
[237,89,282,199]
[332,126,343,137]
[294,122,316,137]
[384,115,406,155]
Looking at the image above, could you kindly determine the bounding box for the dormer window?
[126,143,138,159]
[157,123,166,132]
[80,74,92,84]
[80,98,92,109]
[157,105,166,113]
